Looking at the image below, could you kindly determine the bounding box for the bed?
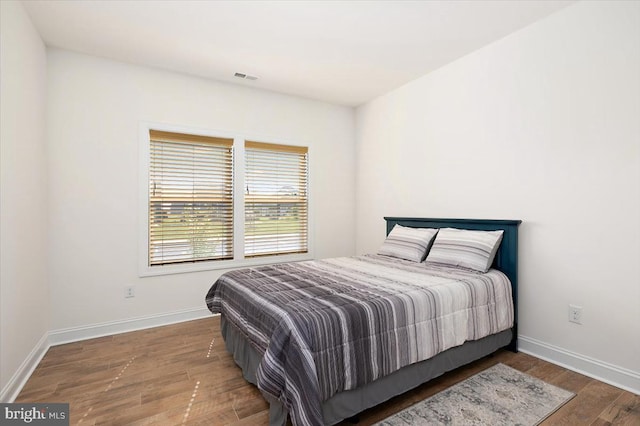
[205,217,521,425]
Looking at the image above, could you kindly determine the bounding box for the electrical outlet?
[125,286,135,298]
[568,304,582,324]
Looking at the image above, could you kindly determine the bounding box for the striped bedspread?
[205,254,514,426]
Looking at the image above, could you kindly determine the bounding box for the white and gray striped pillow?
[378,225,438,262]
[425,228,504,272]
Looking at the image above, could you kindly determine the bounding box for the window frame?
[138,122,313,277]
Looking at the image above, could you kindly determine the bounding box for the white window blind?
[244,141,308,258]
[149,130,233,266]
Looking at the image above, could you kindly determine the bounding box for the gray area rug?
[375,363,575,426]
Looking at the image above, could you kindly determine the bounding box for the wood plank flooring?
[16,316,639,425]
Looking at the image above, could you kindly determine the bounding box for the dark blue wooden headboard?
[384,217,522,352]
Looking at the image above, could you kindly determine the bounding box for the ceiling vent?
[234,72,258,81]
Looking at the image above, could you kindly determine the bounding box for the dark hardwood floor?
[15,316,639,425]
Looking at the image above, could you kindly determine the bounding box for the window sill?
[138,252,314,277]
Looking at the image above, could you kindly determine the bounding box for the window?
[141,125,311,275]
[148,130,233,265]
[244,142,309,257]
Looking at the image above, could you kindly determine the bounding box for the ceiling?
[23,0,574,106]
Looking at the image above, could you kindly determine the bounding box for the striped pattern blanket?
[205,255,514,426]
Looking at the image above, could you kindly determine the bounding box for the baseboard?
[519,335,640,395]
[48,307,212,346]
[0,332,50,403]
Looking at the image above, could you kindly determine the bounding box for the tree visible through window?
[148,130,233,265]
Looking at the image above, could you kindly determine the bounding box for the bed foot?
[506,326,518,353]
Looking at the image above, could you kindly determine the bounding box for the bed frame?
[220,217,522,425]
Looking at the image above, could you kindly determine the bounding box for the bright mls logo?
[0,403,69,425]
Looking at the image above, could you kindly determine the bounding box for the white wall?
[0,1,50,399]
[356,0,639,387]
[46,50,356,332]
